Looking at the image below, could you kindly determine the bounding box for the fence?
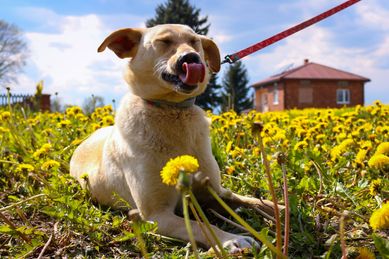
[0,93,51,111]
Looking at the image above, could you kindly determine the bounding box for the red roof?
[252,60,370,88]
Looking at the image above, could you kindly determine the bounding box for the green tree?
[195,73,222,111]
[146,0,224,110]
[82,95,105,114]
[0,20,28,87]
[145,0,209,35]
[221,61,253,113]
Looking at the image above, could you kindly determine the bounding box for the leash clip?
[221,55,236,65]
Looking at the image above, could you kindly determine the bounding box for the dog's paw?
[222,236,260,254]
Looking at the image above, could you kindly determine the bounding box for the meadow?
[0,101,388,258]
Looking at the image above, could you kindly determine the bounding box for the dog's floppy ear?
[200,36,221,73]
[97,28,144,59]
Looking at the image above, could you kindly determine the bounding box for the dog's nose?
[176,52,201,74]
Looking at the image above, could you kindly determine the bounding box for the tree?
[0,20,28,87]
[145,0,209,35]
[82,95,105,114]
[146,0,224,110]
[195,73,222,111]
[221,61,253,114]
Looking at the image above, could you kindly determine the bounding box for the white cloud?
[10,9,146,105]
[356,0,389,31]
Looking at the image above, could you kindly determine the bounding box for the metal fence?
[0,93,33,106]
[0,93,51,111]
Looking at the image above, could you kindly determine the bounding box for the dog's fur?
[70,24,278,253]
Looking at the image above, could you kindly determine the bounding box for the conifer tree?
[221,61,253,113]
[146,0,209,35]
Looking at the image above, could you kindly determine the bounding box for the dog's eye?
[158,39,173,45]
[190,39,200,46]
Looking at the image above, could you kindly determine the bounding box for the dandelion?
[226,165,235,175]
[41,160,60,170]
[160,155,199,186]
[294,140,308,151]
[374,142,389,156]
[369,202,389,230]
[368,154,389,169]
[1,111,11,120]
[356,247,375,259]
[0,126,10,133]
[16,164,35,172]
[330,139,354,161]
[369,179,382,196]
[355,149,368,166]
[57,119,71,128]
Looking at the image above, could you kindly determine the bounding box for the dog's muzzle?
[162,52,205,94]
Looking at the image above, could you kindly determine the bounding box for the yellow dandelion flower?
[33,149,45,160]
[1,111,11,120]
[57,119,71,128]
[160,155,199,186]
[41,160,60,170]
[356,247,375,259]
[226,165,236,175]
[355,149,368,165]
[369,202,389,230]
[368,154,389,169]
[17,164,35,172]
[369,179,382,196]
[331,139,354,160]
[0,126,10,133]
[225,141,233,153]
[374,142,389,156]
[91,123,101,131]
[102,115,114,126]
[294,140,308,151]
[41,143,52,152]
[103,105,113,113]
[361,141,373,151]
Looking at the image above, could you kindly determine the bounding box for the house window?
[337,81,349,87]
[273,83,279,104]
[300,80,311,86]
[299,86,313,103]
[337,89,350,104]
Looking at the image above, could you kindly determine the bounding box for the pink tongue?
[179,62,205,86]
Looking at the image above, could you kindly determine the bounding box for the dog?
[70,24,278,253]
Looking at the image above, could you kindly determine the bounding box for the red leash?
[222,0,361,64]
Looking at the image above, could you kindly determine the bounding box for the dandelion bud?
[252,121,264,136]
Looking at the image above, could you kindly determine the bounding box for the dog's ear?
[200,36,221,73]
[97,28,144,59]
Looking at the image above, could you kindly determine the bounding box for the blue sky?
[1,0,389,106]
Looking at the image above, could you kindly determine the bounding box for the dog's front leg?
[148,209,258,253]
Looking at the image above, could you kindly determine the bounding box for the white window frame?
[273,83,279,105]
[336,89,350,104]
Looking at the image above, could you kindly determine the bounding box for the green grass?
[0,102,388,258]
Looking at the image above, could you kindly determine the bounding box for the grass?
[0,101,388,258]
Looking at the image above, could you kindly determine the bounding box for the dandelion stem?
[340,212,348,259]
[280,160,290,256]
[257,134,283,257]
[182,192,199,258]
[188,203,224,259]
[207,186,286,259]
[188,191,227,258]
[0,193,46,212]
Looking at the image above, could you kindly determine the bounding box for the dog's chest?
[118,104,208,153]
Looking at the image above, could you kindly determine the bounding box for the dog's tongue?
[179,62,205,86]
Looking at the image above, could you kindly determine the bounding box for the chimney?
[304,59,309,65]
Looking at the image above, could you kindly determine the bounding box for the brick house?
[251,59,370,112]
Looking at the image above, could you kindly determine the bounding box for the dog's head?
[98,24,220,103]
